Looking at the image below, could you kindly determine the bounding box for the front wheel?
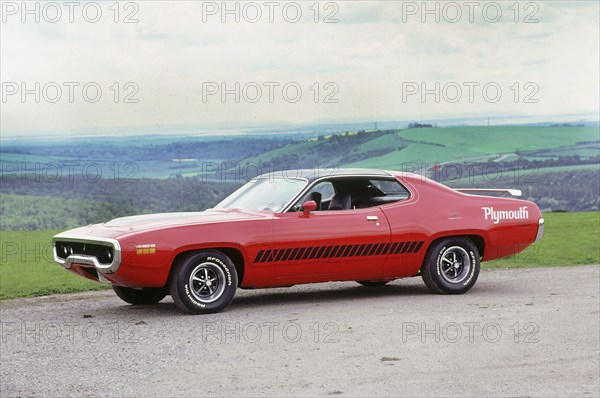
[112,285,167,305]
[169,251,238,314]
[421,237,480,294]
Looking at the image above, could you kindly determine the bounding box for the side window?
[346,178,410,210]
[290,177,409,212]
[296,181,334,211]
[310,181,335,199]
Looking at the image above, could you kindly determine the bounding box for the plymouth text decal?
[482,206,529,224]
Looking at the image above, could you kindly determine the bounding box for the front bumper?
[52,233,122,274]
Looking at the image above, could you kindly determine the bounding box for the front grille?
[55,241,114,265]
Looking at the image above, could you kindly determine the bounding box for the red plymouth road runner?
[53,168,544,314]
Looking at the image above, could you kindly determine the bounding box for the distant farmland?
[1,125,598,230]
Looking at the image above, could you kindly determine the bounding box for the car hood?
[103,209,272,231]
[54,209,273,241]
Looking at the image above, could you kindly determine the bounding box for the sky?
[1,0,599,136]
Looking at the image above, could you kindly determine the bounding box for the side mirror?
[302,200,317,217]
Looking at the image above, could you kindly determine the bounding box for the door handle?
[366,216,379,221]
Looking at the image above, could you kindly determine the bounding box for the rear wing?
[455,188,522,197]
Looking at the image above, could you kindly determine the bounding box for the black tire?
[112,285,167,305]
[356,280,389,287]
[421,237,480,294]
[169,250,238,314]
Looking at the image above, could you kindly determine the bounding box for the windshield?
[214,177,307,212]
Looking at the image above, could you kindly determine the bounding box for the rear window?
[371,179,409,196]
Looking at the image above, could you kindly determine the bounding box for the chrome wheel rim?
[439,246,471,284]
[189,262,226,303]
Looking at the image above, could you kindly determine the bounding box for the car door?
[266,207,391,284]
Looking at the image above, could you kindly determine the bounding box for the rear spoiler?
[455,188,522,197]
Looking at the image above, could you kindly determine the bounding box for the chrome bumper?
[52,233,122,274]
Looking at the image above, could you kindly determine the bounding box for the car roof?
[257,168,401,183]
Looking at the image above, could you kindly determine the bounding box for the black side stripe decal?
[413,241,424,253]
[255,250,266,263]
[253,240,426,263]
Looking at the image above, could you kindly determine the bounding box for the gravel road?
[1,265,599,397]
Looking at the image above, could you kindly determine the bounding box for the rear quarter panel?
[380,174,542,277]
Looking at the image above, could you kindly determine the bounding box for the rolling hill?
[238,125,599,169]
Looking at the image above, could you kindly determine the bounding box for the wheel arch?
[425,234,486,259]
[169,247,245,287]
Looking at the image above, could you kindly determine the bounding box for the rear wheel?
[112,285,167,305]
[421,237,480,294]
[169,251,238,314]
[356,280,389,287]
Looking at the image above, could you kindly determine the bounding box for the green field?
[243,125,599,168]
[1,212,598,300]
[396,126,598,154]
